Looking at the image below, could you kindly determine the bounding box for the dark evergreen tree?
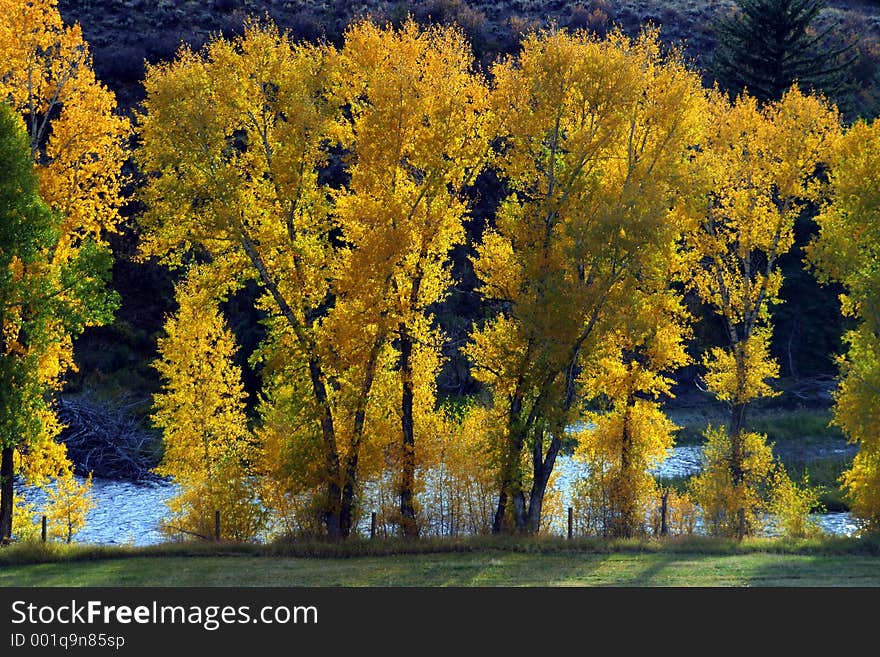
[713,0,854,103]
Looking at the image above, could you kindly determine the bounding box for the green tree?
[0,103,60,541]
[713,0,853,103]
[0,0,124,541]
[0,103,111,542]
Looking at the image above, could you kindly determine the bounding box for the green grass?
[2,536,880,586]
[3,550,880,587]
[750,408,845,445]
[668,405,844,446]
[786,456,854,511]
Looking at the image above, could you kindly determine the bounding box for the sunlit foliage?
[152,270,264,542]
[466,28,706,533]
[686,87,840,537]
[809,118,880,533]
[0,0,126,540]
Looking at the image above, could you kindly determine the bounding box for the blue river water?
[15,445,859,544]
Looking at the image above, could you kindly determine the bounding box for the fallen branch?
[56,394,162,482]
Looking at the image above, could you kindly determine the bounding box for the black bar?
[0,586,862,654]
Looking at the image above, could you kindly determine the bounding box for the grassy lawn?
[2,548,880,587]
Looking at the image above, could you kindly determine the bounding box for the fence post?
[41,515,47,542]
[214,510,221,541]
[660,489,669,537]
[567,506,573,540]
[370,511,377,540]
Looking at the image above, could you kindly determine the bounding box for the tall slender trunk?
[238,230,344,539]
[492,489,508,534]
[493,403,528,533]
[398,327,419,538]
[308,357,342,539]
[659,488,669,537]
[493,456,528,532]
[0,446,14,542]
[493,339,541,534]
[340,332,386,537]
[522,351,581,535]
[728,343,749,539]
[729,400,748,539]
[339,459,357,539]
[616,400,634,539]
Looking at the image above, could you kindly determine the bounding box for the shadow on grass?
[3,533,880,575]
[4,549,880,587]
[743,553,880,587]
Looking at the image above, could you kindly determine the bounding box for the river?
[14,444,859,544]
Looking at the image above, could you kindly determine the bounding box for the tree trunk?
[729,400,748,539]
[493,423,528,533]
[492,489,508,534]
[323,485,342,539]
[493,478,527,533]
[238,230,345,538]
[0,447,14,542]
[616,401,634,539]
[340,333,385,537]
[398,329,419,538]
[525,433,561,533]
[308,357,342,539]
[339,473,356,539]
[660,489,669,537]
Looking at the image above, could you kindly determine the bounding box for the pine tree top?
[713,0,855,104]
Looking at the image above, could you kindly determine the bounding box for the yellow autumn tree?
[151,270,263,542]
[808,118,880,533]
[331,19,491,537]
[138,19,491,539]
[574,289,691,538]
[137,21,361,537]
[0,0,127,539]
[44,468,94,543]
[139,21,389,539]
[466,27,706,534]
[686,87,839,538]
[11,495,41,542]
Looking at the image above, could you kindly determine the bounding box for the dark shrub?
[213,0,239,12]
[95,44,147,83]
[144,32,185,63]
[288,12,325,43]
[412,0,488,41]
[567,2,610,35]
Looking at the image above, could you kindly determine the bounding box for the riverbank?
[665,401,855,510]
[2,535,879,586]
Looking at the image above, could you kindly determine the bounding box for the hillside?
[59,0,880,112]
